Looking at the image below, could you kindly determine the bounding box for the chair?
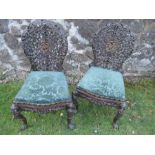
[11,20,75,130]
[73,23,135,129]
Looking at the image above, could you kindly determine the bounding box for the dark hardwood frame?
[73,87,126,129]
[73,23,135,129]
[11,20,75,130]
[11,101,75,130]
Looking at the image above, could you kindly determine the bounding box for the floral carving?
[22,20,68,71]
[92,23,135,71]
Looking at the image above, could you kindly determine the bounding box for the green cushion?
[15,71,71,104]
[77,66,125,100]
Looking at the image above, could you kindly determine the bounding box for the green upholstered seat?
[77,66,125,100]
[15,71,71,104]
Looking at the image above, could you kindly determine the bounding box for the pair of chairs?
[11,20,135,130]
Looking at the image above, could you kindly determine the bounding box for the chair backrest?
[92,23,135,72]
[22,20,68,71]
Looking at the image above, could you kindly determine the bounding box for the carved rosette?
[92,23,135,71]
[22,20,68,71]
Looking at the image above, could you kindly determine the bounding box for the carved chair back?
[92,23,135,72]
[22,20,68,71]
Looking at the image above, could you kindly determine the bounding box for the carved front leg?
[112,102,126,129]
[67,102,76,129]
[11,104,28,130]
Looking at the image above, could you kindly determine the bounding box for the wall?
[0,19,155,84]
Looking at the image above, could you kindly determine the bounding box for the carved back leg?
[72,90,79,111]
[66,102,76,129]
[11,104,28,130]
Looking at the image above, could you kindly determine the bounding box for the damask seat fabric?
[77,66,125,100]
[15,71,71,104]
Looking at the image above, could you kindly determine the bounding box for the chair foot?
[72,90,79,112]
[112,123,119,129]
[67,103,76,130]
[68,123,75,130]
[112,102,126,129]
[21,124,28,131]
[11,104,28,130]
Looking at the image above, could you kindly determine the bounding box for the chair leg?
[112,102,126,129]
[11,104,28,130]
[72,90,79,111]
[67,103,75,129]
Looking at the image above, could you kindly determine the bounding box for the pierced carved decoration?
[92,23,135,71]
[22,20,68,71]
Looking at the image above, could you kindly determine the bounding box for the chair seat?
[14,71,71,104]
[77,66,125,100]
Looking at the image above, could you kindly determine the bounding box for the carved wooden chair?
[73,23,135,129]
[11,20,75,130]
